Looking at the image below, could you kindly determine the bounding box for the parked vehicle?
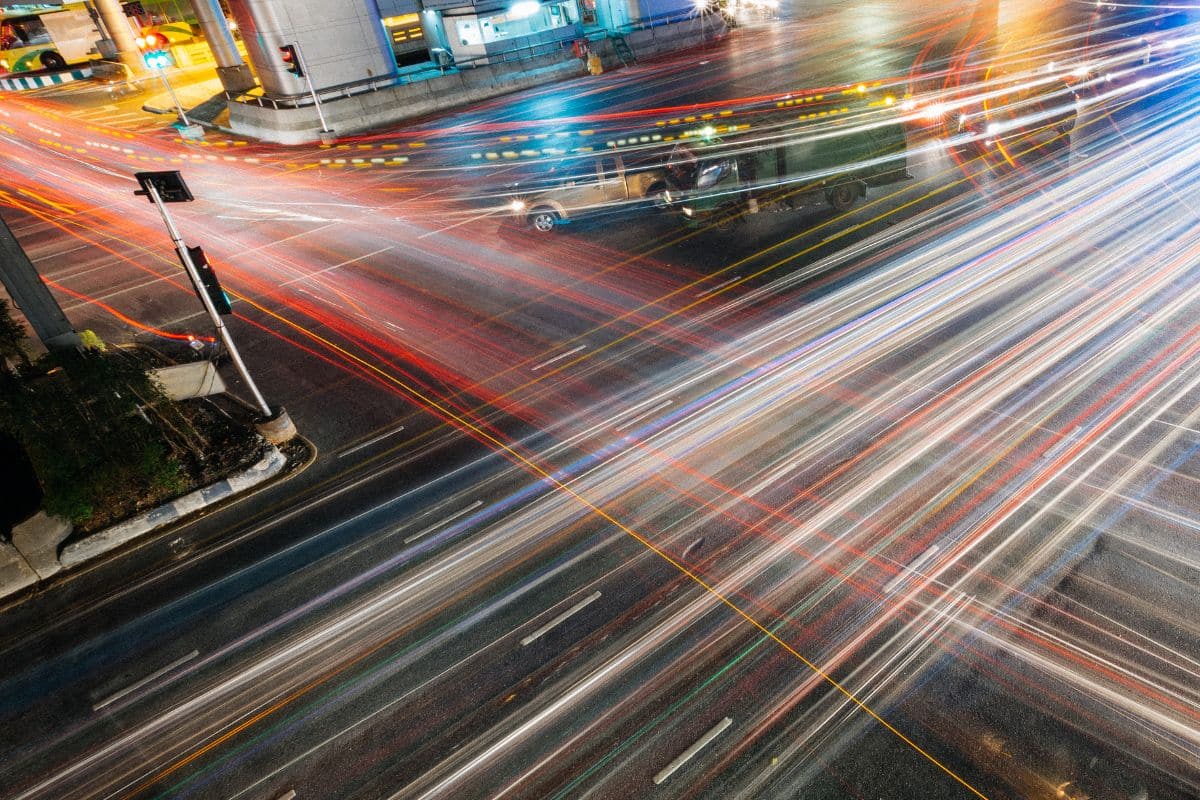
[0,2,99,74]
[953,72,1083,149]
[508,153,670,234]
[662,113,909,230]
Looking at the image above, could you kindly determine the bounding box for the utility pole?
[0,214,79,351]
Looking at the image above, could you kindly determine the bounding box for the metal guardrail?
[454,32,584,69]
[228,71,406,110]
[618,8,701,34]
[226,13,711,112]
[227,32,585,111]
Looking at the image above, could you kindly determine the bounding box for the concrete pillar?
[190,0,257,92]
[91,0,145,76]
[225,0,396,97]
[0,215,79,352]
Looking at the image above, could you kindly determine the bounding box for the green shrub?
[0,303,194,526]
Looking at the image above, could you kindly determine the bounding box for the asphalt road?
[2,1,1199,798]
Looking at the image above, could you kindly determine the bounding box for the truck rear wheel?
[825,183,859,212]
[528,207,559,234]
[39,51,66,71]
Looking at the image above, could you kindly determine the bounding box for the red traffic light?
[137,31,164,51]
[279,44,303,78]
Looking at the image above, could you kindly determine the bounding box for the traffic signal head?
[279,44,303,77]
[136,32,173,69]
[184,245,233,315]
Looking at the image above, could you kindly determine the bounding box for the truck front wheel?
[528,207,559,234]
[825,183,860,212]
[647,182,669,210]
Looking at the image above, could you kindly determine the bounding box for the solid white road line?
[92,649,199,712]
[695,275,741,297]
[653,716,733,785]
[1155,418,1200,436]
[42,243,91,260]
[682,537,706,559]
[403,499,483,544]
[279,244,393,287]
[415,208,501,240]
[531,344,587,372]
[520,591,602,646]
[337,425,406,458]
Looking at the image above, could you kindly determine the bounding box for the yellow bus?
[0,3,101,74]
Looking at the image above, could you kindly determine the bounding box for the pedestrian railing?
[227,33,586,111]
[226,17,707,111]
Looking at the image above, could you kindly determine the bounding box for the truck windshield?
[665,144,699,187]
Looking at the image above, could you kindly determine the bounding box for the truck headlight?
[682,206,694,217]
[509,199,526,213]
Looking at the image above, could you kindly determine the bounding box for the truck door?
[598,156,628,203]
[864,122,908,183]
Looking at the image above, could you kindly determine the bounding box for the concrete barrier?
[622,17,725,64]
[230,54,586,143]
[0,66,93,92]
[228,19,714,144]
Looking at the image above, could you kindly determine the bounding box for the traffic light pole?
[293,44,331,134]
[154,64,192,128]
[142,181,273,418]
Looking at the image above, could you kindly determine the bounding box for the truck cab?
[664,116,909,230]
[508,153,669,233]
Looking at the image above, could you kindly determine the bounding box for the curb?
[0,66,93,92]
[59,445,286,568]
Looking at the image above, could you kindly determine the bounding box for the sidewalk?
[137,67,230,127]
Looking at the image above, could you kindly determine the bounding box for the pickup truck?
[508,153,669,234]
[663,114,910,231]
